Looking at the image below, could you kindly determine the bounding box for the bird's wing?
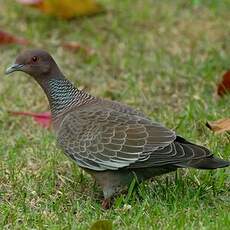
[57,105,202,171]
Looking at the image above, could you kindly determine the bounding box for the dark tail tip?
[190,156,230,169]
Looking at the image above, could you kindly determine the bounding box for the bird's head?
[5,49,62,79]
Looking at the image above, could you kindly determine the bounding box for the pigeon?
[5,49,230,208]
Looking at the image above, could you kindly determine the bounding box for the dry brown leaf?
[62,41,95,56]
[206,118,230,133]
[17,0,104,19]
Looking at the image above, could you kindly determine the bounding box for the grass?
[0,0,229,229]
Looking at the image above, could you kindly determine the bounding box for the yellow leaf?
[206,118,230,133]
[31,0,104,19]
[90,220,112,230]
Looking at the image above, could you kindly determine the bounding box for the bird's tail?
[174,136,229,169]
[175,156,230,169]
[187,156,229,169]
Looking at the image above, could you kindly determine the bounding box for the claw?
[102,198,111,209]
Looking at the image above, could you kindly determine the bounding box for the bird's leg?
[102,198,111,209]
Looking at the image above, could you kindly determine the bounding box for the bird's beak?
[5,63,24,75]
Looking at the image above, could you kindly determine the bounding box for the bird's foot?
[102,198,111,209]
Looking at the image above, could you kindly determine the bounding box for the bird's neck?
[38,78,95,118]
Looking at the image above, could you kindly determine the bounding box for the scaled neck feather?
[38,77,96,118]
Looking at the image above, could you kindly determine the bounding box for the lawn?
[0,0,229,229]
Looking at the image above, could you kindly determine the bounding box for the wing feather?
[57,105,178,171]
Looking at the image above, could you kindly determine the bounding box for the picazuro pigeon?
[5,49,230,208]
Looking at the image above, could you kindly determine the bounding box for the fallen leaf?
[17,0,104,19]
[0,30,29,45]
[62,42,95,56]
[16,0,42,4]
[206,118,230,133]
[217,70,230,96]
[8,111,51,128]
[90,220,112,230]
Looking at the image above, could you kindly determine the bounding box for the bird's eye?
[32,56,38,62]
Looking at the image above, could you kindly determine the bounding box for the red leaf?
[0,30,29,45]
[217,70,230,96]
[62,42,95,56]
[8,111,51,128]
